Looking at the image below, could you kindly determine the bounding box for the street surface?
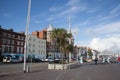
[0,62,120,80]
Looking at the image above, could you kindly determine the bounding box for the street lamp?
[68,38,71,62]
[23,0,31,73]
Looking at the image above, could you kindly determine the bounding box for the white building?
[91,49,99,60]
[47,24,53,42]
[46,24,61,58]
[78,47,87,58]
[27,34,46,59]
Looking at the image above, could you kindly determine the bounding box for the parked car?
[27,57,42,62]
[32,58,42,62]
[27,54,43,62]
[41,58,49,62]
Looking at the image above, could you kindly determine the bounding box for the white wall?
[27,35,46,59]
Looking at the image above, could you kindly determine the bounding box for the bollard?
[26,66,30,73]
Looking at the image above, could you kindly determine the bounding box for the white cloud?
[67,0,80,6]
[94,22,120,35]
[86,21,120,52]
[48,0,87,19]
[86,21,120,37]
[83,13,119,26]
[110,4,120,14]
[89,36,120,52]
[58,6,85,17]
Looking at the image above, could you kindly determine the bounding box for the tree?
[51,28,73,63]
[87,49,93,59]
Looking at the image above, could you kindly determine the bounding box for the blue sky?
[0,0,120,52]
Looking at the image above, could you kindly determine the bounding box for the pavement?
[0,62,48,76]
[0,62,120,80]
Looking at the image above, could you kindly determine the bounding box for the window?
[11,46,14,53]
[7,39,10,44]
[18,36,20,39]
[3,33,6,37]
[21,42,23,46]
[29,38,32,41]
[2,38,6,43]
[11,40,14,44]
[29,49,31,53]
[17,41,20,45]
[32,49,35,52]
[33,39,36,42]
[8,34,11,37]
[12,35,15,38]
[33,44,35,47]
[29,43,31,46]
[20,47,23,53]
[2,45,5,53]
[21,37,24,40]
[5,45,10,53]
[17,47,19,53]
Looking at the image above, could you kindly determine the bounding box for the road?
[0,62,120,80]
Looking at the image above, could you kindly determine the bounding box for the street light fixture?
[23,0,31,73]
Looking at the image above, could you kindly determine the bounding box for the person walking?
[94,57,98,65]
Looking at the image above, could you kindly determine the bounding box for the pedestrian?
[103,58,109,64]
[94,57,98,65]
[107,57,110,63]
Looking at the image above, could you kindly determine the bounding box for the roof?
[47,24,53,31]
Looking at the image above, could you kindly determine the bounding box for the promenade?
[0,62,120,80]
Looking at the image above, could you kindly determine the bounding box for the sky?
[0,0,120,52]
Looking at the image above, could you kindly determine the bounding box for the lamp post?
[23,0,31,73]
[68,38,71,62]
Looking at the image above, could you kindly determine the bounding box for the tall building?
[29,29,47,58]
[46,24,54,57]
[47,24,53,42]
[0,26,25,56]
[27,34,46,59]
[46,24,60,58]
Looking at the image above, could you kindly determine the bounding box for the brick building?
[32,29,47,40]
[0,26,25,57]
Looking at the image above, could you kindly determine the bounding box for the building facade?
[46,24,60,58]
[0,26,25,56]
[32,29,47,40]
[76,46,88,59]
[27,34,46,59]
[46,24,54,57]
